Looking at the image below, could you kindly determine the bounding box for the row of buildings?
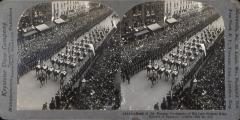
[19,1,97,29]
[51,1,91,20]
[19,0,205,32]
[165,0,203,19]
[120,0,204,36]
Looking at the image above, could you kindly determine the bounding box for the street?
[120,17,224,110]
[17,13,120,110]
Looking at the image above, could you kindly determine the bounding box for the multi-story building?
[19,1,95,35]
[51,0,90,20]
[121,1,165,35]
[19,2,52,29]
[120,0,204,36]
[164,0,203,19]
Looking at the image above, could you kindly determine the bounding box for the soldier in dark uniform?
[161,98,167,110]
[154,102,160,110]
[55,93,61,109]
[42,102,48,110]
[166,94,172,109]
[49,97,56,110]
[126,73,130,84]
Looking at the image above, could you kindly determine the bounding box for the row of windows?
[166,4,193,13]
[53,2,87,12]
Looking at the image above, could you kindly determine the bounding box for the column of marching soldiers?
[35,26,110,89]
[145,20,223,89]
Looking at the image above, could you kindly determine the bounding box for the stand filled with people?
[47,31,122,110]
[121,7,221,78]
[159,32,224,110]
[18,7,113,78]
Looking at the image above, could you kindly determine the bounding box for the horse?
[35,65,41,76]
[53,70,60,81]
[157,68,164,80]
[50,59,55,67]
[146,65,152,76]
[164,70,171,81]
[162,58,168,67]
[38,76,46,88]
[168,60,174,69]
[42,65,48,73]
[153,65,159,79]
[46,67,53,80]
[60,71,67,80]
[148,75,157,87]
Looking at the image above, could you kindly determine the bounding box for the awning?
[166,18,178,24]
[23,30,38,37]
[35,24,49,31]
[54,18,66,24]
[45,22,56,28]
[134,29,149,37]
[147,23,162,31]
[22,26,35,33]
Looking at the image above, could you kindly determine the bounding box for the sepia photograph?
[17,0,225,111]
[17,0,121,110]
[119,0,225,110]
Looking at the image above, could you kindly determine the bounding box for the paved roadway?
[17,13,120,110]
[120,17,224,110]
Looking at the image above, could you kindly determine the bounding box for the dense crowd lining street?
[120,17,224,110]
[17,4,120,109]
[17,1,225,111]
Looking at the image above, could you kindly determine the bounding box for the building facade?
[19,2,52,29]
[51,0,90,20]
[121,1,165,35]
[19,1,102,31]
[120,0,204,35]
[164,0,203,19]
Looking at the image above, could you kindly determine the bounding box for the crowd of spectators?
[19,3,225,111]
[121,7,220,77]
[19,3,52,31]
[47,30,122,110]
[182,37,225,110]
[159,37,225,110]
[18,7,112,78]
